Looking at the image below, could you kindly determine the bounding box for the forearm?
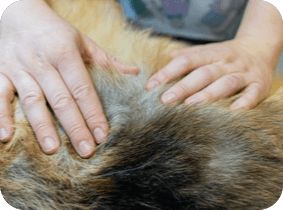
[235,0,283,70]
[1,0,60,33]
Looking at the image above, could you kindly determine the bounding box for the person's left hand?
[146,37,275,110]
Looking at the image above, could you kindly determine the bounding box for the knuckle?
[68,123,85,138]
[84,112,102,127]
[223,74,241,89]
[52,92,73,111]
[33,121,52,132]
[212,62,224,73]
[53,45,76,68]
[234,60,247,72]
[178,54,191,66]
[157,71,170,83]
[56,48,72,65]
[200,90,213,102]
[95,53,111,68]
[27,53,51,75]
[34,51,50,67]
[21,91,45,107]
[176,83,189,95]
[85,114,96,125]
[199,67,213,84]
[72,83,93,101]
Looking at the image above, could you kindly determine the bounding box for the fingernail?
[43,137,56,152]
[230,105,242,111]
[78,141,93,157]
[185,98,200,106]
[94,128,107,144]
[162,93,177,104]
[146,80,159,90]
[0,128,8,141]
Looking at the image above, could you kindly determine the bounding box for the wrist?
[234,0,283,70]
[233,35,283,72]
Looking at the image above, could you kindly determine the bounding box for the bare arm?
[236,0,283,70]
[0,0,138,157]
[146,0,283,110]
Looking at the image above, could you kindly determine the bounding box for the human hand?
[146,36,275,110]
[0,0,139,158]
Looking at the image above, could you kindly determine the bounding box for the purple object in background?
[161,0,190,17]
[118,0,249,41]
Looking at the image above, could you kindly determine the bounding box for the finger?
[13,72,60,154]
[51,44,109,146]
[0,73,15,142]
[160,64,224,104]
[184,73,246,105]
[230,82,266,110]
[81,34,139,75]
[109,55,140,75]
[29,63,96,158]
[146,50,215,91]
[168,45,203,58]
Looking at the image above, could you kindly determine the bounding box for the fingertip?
[184,98,201,106]
[112,58,139,75]
[146,80,159,91]
[124,66,140,75]
[230,100,250,111]
[130,66,140,75]
[77,140,95,158]
[230,94,260,111]
[230,104,243,111]
[161,92,177,104]
[0,127,14,143]
[93,127,108,144]
[41,137,61,155]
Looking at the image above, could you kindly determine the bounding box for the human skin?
[0,0,139,158]
[1,0,282,159]
[146,0,283,110]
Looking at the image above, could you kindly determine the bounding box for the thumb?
[80,33,139,75]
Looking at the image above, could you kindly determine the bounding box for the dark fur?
[0,0,283,209]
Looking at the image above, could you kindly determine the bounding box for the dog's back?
[1,1,283,209]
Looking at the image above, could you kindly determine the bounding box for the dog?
[1,0,283,209]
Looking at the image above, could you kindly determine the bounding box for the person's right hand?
[0,0,139,158]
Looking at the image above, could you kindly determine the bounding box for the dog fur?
[1,0,283,209]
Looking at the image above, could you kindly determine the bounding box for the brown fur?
[1,0,283,209]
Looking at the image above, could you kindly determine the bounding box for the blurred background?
[0,15,283,75]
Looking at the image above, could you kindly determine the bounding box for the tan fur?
[1,0,283,209]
